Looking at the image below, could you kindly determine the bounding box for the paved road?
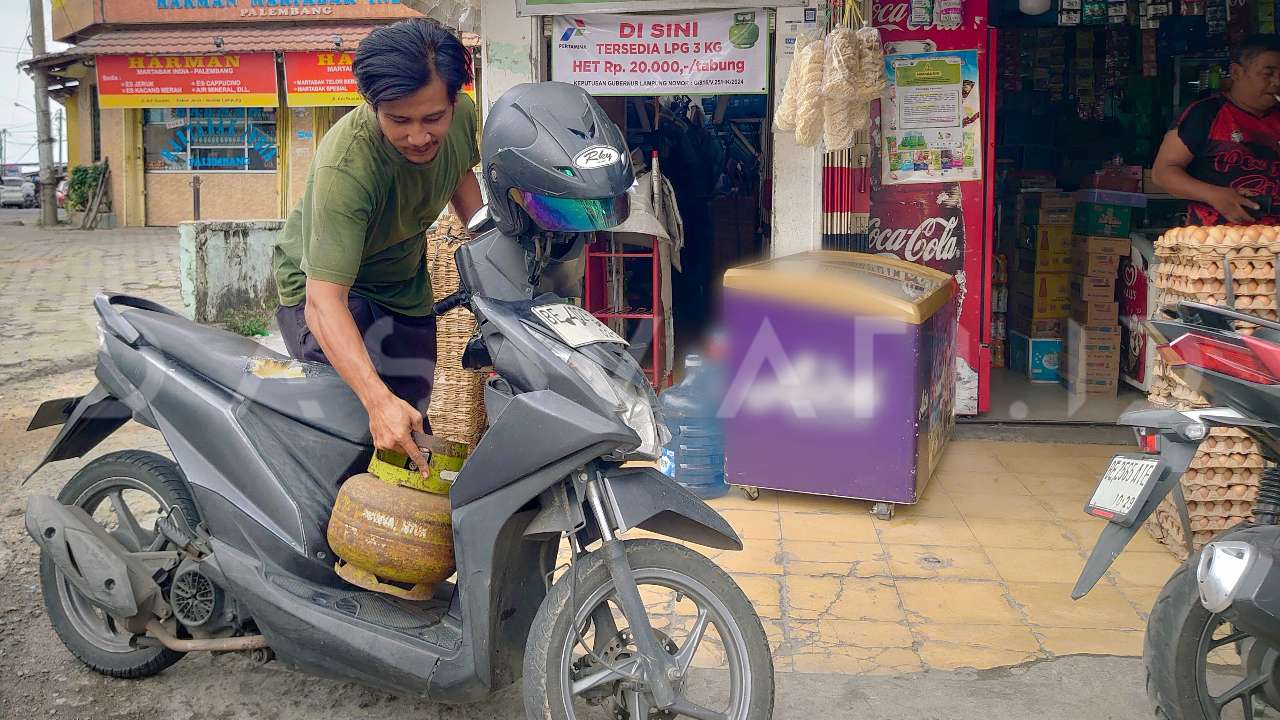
[0,208,181,384]
[0,206,1161,719]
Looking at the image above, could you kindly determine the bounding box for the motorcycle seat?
[120,307,372,444]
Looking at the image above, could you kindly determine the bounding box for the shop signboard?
[54,0,420,42]
[522,0,801,16]
[551,10,768,95]
[283,50,476,109]
[284,51,361,107]
[96,53,279,108]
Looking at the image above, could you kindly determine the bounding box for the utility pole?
[29,0,58,226]
[1,129,6,174]
[56,109,63,168]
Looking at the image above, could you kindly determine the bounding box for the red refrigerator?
[864,0,999,415]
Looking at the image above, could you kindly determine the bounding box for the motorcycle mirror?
[467,206,493,234]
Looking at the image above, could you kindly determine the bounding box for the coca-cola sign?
[868,216,961,264]
[865,183,966,276]
[873,0,968,31]
[873,0,910,30]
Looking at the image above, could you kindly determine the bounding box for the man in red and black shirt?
[1153,34,1280,225]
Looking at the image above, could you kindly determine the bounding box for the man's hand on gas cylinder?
[367,389,430,477]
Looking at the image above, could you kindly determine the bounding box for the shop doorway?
[569,92,771,386]
[985,23,1215,424]
[617,93,771,355]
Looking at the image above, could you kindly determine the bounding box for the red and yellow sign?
[96,54,279,109]
[284,51,362,107]
[283,50,476,108]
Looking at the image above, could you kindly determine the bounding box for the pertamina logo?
[560,18,587,42]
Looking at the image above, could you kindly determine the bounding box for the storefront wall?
[144,172,280,226]
[60,67,360,225]
[70,83,95,169]
[99,107,126,224]
[287,107,318,210]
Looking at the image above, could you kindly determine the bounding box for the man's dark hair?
[1232,34,1280,67]
[354,18,473,107]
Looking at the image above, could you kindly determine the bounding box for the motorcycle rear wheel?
[523,538,774,720]
[1146,547,1280,719]
[39,450,198,678]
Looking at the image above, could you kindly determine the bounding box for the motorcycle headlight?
[531,332,664,459]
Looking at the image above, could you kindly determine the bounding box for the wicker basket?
[426,212,487,449]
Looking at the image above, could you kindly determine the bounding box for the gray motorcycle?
[23,82,774,720]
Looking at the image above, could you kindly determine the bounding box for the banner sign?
[54,0,421,41]
[880,50,982,185]
[521,0,800,17]
[284,51,361,107]
[551,10,768,95]
[96,54,279,109]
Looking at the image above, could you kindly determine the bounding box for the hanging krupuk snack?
[822,28,864,150]
[794,37,828,146]
[822,27,861,98]
[854,25,887,101]
[775,33,818,133]
[824,97,870,150]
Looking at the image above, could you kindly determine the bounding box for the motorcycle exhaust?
[1199,541,1257,613]
[144,619,268,653]
[24,495,169,632]
[1199,536,1280,646]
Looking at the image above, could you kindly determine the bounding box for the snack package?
[822,28,861,98]
[775,33,818,132]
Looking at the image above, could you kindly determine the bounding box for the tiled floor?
[644,439,1181,674]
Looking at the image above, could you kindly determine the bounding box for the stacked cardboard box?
[1009,331,1063,383]
[1063,229,1130,396]
[1009,196,1076,358]
[1016,191,1077,229]
[1061,323,1121,395]
[991,254,1008,368]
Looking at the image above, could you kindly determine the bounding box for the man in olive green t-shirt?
[272,18,482,471]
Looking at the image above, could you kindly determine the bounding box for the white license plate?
[1087,455,1160,520]
[530,303,628,348]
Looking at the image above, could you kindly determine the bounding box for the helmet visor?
[511,189,630,232]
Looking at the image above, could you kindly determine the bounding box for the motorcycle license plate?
[1085,454,1160,525]
[531,303,628,348]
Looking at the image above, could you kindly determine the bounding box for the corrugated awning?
[24,24,481,69]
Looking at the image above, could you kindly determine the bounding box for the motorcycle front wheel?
[523,538,774,720]
[1146,549,1280,720]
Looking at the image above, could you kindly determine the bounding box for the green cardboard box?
[1074,202,1133,238]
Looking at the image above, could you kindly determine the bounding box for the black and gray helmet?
[481,82,634,237]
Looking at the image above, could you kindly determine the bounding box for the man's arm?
[450,170,483,224]
[1152,129,1259,224]
[304,278,429,471]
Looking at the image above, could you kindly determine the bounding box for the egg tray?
[1156,259,1277,281]
[1155,225,1280,255]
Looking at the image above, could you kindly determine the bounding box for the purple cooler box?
[720,251,958,516]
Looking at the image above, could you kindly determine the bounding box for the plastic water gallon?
[658,354,728,499]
